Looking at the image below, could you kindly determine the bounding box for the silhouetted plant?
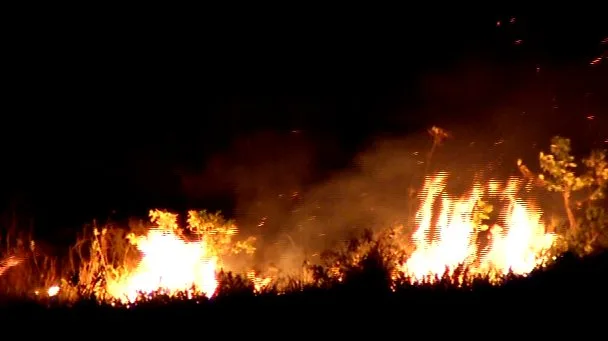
[216,270,255,298]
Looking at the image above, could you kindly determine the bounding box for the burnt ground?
[0,251,606,334]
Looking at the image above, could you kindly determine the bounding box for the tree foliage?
[537,137,595,193]
[186,210,257,256]
[519,136,608,255]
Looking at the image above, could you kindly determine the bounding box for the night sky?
[2,11,607,239]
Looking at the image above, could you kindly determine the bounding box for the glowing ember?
[47,285,60,297]
[401,172,556,284]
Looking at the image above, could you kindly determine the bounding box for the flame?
[0,256,22,277]
[401,172,556,284]
[47,285,60,297]
[99,210,261,303]
[246,270,272,293]
[36,171,562,301]
[106,227,219,303]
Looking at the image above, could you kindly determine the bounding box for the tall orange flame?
[402,172,556,283]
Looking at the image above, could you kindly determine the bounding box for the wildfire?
[0,256,22,277]
[401,172,556,284]
[246,270,273,293]
[106,226,220,303]
[3,174,562,303]
[103,210,258,303]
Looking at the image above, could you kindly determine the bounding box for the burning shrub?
[67,209,261,303]
[185,210,257,257]
[63,222,141,301]
[398,172,557,285]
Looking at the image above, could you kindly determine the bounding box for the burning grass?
[0,192,572,306]
[0,133,606,309]
[0,230,59,300]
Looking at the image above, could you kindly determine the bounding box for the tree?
[518,136,608,253]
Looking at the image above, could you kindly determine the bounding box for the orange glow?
[401,172,555,284]
[106,226,219,303]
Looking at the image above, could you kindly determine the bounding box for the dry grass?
[0,228,59,299]
[0,211,261,304]
[60,222,141,301]
[0,219,148,302]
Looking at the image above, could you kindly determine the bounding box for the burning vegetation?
[1,130,607,307]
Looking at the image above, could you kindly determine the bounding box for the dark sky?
[2,11,607,236]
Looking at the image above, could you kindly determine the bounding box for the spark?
[257,217,267,227]
[589,57,603,66]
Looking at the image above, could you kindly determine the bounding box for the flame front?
[33,173,559,302]
[402,172,556,283]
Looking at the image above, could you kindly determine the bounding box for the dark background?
[2,10,607,241]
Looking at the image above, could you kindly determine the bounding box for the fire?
[401,172,556,284]
[5,129,606,303]
[25,172,563,302]
[47,285,60,297]
[106,227,219,303]
[91,173,559,302]
[0,256,21,277]
[246,270,273,293]
[103,209,255,303]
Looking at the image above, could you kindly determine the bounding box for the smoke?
[179,42,606,274]
[179,130,428,272]
[179,122,574,274]
[179,130,337,271]
[235,125,590,273]
[251,136,418,269]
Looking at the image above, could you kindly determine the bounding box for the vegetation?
[424,125,450,175]
[3,250,608,323]
[1,134,607,317]
[519,136,608,255]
